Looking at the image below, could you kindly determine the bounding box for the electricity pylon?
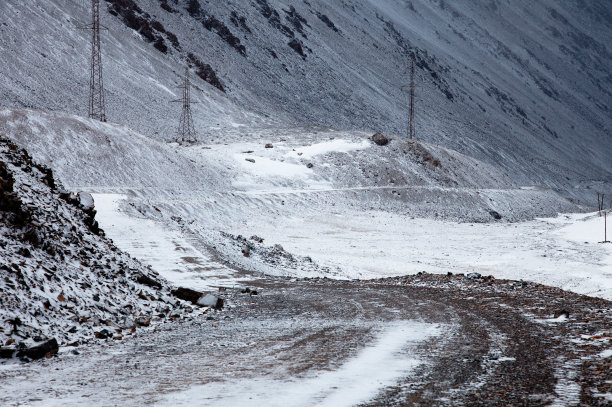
[401,52,416,140]
[81,0,107,122]
[172,67,197,144]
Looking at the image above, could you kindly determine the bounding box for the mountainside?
[0,137,214,355]
[0,0,611,203]
[0,108,579,224]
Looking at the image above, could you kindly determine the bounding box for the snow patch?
[286,139,371,159]
[92,193,243,290]
[157,321,442,407]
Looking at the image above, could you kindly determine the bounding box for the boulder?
[242,245,251,257]
[15,338,59,360]
[489,210,502,220]
[553,310,570,319]
[136,273,162,289]
[78,192,95,212]
[371,132,390,146]
[94,329,112,339]
[171,287,204,305]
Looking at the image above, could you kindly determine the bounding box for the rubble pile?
[0,139,203,359]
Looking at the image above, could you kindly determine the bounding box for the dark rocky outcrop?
[187,53,225,92]
[371,132,390,146]
[105,0,177,53]
[288,38,307,58]
[171,287,204,305]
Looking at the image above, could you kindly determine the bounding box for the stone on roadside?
[14,338,59,361]
[371,132,390,146]
[171,287,205,305]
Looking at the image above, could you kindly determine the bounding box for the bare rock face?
[371,132,390,146]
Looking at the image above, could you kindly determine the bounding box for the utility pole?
[409,52,415,140]
[172,67,197,144]
[603,210,610,243]
[81,0,107,122]
[401,52,416,140]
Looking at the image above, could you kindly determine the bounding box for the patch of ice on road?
[551,359,581,407]
[157,321,442,407]
[286,139,371,159]
[534,315,568,324]
[92,193,243,290]
[497,356,516,362]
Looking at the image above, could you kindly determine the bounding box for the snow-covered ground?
[9,108,594,301]
[225,210,612,300]
[92,193,246,291]
[90,188,611,302]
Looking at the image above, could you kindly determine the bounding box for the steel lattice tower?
[82,0,106,122]
[173,67,197,144]
[409,52,415,140]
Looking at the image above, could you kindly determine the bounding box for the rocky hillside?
[0,138,211,360]
[0,0,610,203]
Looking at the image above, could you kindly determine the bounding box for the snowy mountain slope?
[0,138,209,353]
[0,108,579,223]
[0,0,276,139]
[0,107,231,192]
[0,0,610,203]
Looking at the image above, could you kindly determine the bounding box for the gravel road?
[0,272,610,406]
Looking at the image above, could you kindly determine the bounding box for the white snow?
[92,193,245,290]
[229,210,612,300]
[598,349,612,359]
[156,321,442,407]
[286,139,371,159]
[237,155,311,179]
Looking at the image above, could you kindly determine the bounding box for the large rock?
[78,192,95,212]
[15,338,59,360]
[371,132,390,146]
[136,273,162,289]
[171,287,204,305]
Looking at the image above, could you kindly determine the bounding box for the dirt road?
[0,272,609,406]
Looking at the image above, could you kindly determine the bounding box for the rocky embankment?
[0,139,216,361]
